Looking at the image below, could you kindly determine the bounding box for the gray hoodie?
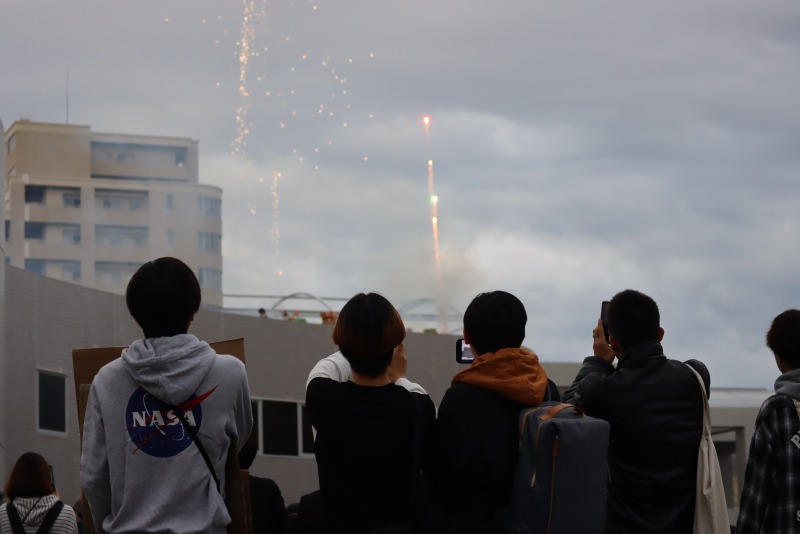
[80,334,252,534]
[774,367,800,400]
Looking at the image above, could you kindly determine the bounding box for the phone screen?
[601,301,610,342]
[456,338,475,364]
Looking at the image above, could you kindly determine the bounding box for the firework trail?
[427,159,442,279]
[423,116,446,331]
[233,0,258,159]
[233,0,284,277]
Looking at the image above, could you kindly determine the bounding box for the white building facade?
[3,120,223,306]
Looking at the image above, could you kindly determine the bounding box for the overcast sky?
[3,0,799,388]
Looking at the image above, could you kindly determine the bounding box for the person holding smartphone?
[562,289,713,534]
[425,291,549,534]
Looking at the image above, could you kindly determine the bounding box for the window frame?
[252,397,314,459]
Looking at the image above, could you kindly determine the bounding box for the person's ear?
[658,327,665,342]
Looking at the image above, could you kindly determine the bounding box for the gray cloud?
[3,0,799,388]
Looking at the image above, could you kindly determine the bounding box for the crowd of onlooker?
[3,256,797,533]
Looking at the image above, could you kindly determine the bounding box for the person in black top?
[562,289,711,534]
[305,293,435,534]
[424,291,549,534]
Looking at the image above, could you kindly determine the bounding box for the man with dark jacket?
[562,289,710,534]
[425,291,549,533]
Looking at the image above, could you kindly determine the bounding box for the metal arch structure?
[396,298,462,323]
[223,293,464,332]
[268,292,335,312]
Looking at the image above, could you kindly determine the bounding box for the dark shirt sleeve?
[306,377,336,432]
[561,356,615,408]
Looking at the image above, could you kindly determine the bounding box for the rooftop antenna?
[66,68,70,124]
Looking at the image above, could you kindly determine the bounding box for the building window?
[95,189,148,211]
[198,232,222,254]
[24,222,46,240]
[4,220,9,241]
[62,225,81,245]
[116,152,135,164]
[95,261,140,285]
[25,185,46,204]
[63,193,81,208]
[166,230,174,250]
[166,194,174,212]
[198,268,222,290]
[102,197,122,209]
[257,400,314,457]
[25,259,46,275]
[175,150,188,167]
[61,261,81,282]
[262,401,298,456]
[251,400,314,457]
[38,371,66,434]
[95,225,148,248]
[7,133,16,154]
[198,196,222,218]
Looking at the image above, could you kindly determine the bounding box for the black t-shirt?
[306,377,435,533]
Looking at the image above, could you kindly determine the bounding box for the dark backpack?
[503,402,610,534]
[6,500,65,534]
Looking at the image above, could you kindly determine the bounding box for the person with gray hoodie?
[738,309,800,533]
[80,257,252,534]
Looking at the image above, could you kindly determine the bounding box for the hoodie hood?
[10,495,59,526]
[452,347,548,405]
[122,334,216,405]
[775,368,800,400]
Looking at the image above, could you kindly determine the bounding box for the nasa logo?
[125,387,204,458]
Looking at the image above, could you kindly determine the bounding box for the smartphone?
[600,301,610,342]
[456,338,475,364]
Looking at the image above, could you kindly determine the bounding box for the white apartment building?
[3,120,223,306]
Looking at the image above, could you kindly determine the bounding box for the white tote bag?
[686,364,730,534]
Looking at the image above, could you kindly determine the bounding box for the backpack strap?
[146,392,223,494]
[172,404,222,493]
[35,501,64,534]
[5,503,27,534]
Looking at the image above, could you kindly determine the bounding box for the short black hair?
[463,291,526,355]
[126,257,201,338]
[332,293,406,377]
[766,309,800,369]
[607,289,661,350]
